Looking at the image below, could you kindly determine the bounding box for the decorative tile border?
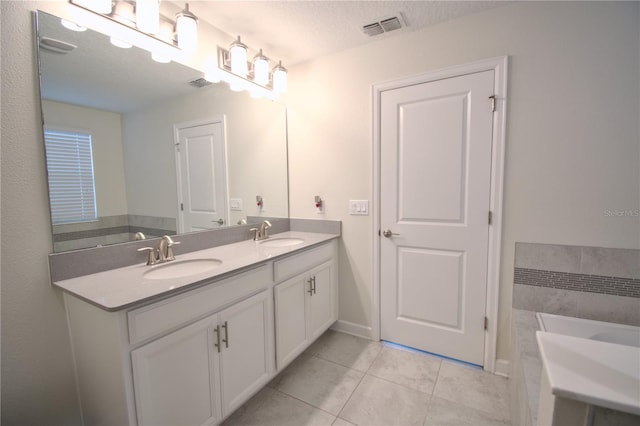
[514,267,640,298]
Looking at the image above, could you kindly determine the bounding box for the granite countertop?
[53,231,338,311]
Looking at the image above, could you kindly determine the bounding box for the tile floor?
[222,330,511,426]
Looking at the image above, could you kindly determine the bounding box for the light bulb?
[151,52,171,63]
[60,19,87,32]
[110,37,132,48]
[272,60,287,93]
[229,36,248,77]
[136,0,160,34]
[176,3,198,52]
[253,49,269,86]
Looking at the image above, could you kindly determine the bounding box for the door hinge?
[180,203,184,211]
[175,142,181,152]
[488,95,496,112]
[488,211,492,225]
[484,316,489,331]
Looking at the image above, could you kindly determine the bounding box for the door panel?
[176,121,228,232]
[380,70,494,365]
[397,248,464,329]
[398,94,467,223]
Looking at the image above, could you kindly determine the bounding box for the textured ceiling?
[166,1,509,66]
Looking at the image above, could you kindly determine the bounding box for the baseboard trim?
[330,320,374,340]
[495,358,510,377]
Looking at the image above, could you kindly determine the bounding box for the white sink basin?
[258,237,304,247]
[143,259,223,280]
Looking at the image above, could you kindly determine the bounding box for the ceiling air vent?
[362,14,405,37]
[188,78,212,88]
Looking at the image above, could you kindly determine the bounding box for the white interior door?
[380,70,494,366]
[176,120,228,233]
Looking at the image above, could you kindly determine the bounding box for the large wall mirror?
[36,11,289,252]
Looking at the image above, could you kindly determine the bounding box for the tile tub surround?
[509,309,542,426]
[223,329,511,426]
[49,218,341,283]
[52,214,176,250]
[513,243,640,326]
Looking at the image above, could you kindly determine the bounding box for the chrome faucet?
[250,220,272,241]
[137,235,181,265]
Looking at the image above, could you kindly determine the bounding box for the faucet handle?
[249,228,260,241]
[261,220,272,239]
[161,236,180,261]
[166,240,180,261]
[137,247,157,265]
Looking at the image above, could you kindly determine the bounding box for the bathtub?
[536,312,640,347]
[535,312,640,422]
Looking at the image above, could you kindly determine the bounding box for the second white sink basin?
[258,237,304,247]
[143,259,223,280]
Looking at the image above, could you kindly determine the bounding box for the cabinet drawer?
[128,263,272,345]
[274,241,335,282]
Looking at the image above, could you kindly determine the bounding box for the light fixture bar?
[69,0,182,48]
[217,43,288,96]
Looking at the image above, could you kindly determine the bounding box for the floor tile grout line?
[335,366,368,422]
[269,386,340,420]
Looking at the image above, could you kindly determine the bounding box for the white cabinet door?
[131,315,221,426]
[218,290,272,417]
[308,261,336,341]
[274,275,309,368]
[274,260,337,369]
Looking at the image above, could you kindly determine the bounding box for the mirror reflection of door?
[175,118,229,233]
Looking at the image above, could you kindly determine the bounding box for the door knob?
[212,218,224,225]
[382,229,399,238]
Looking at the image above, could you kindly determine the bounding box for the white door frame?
[372,56,508,372]
[174,116,231,233]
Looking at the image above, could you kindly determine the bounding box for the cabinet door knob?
[222,321,229,348]
[312,276,317,295]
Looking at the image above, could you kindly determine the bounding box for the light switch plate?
[349,200,369,215]
[230,198,243,211]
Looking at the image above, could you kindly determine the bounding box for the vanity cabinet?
[274,240,338,369]
[59,235,339,425]
[131,290,272,426]
[63,264,274,426]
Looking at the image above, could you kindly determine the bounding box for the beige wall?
[1,2,82,424]
[286,1,640,361]
[42,100,129,217]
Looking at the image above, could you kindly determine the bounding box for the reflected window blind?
[44,128,98,224]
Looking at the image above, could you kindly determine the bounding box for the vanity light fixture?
[175,3,198,52]
[135,0,160,34]
[216,41,288,98]
[229,36,248,77]
[69,0,199,56]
